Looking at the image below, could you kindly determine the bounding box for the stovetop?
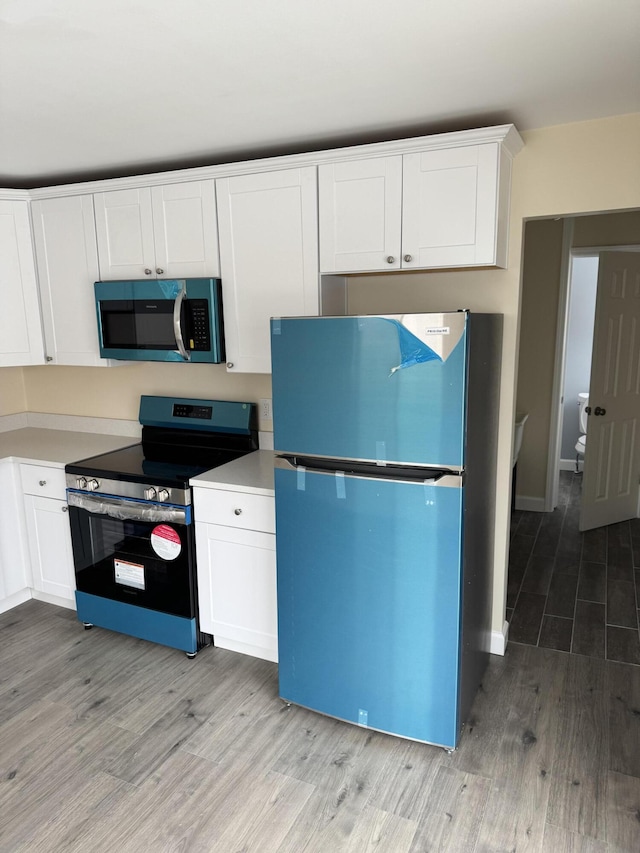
[65,396,259,500]
[66,443,247,489]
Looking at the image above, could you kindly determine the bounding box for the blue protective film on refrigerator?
[271,313,468,468]
[384,318,442,374]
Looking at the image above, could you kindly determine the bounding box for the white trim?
[559,457,581,472]
[489,621,509,656]
[31,590,76,610]
[571,244,640,256]
[25,412,141,437]
[27,125,523,199]
[0,413,29,433]
[515,495,546,512]
[0,588,32,614]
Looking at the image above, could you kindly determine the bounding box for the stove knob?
[76,476,87,489]
[157,489,170,503]
[87,479,100,491]
[144,487,157,501]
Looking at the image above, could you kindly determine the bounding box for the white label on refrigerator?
[423,326,450,335]
[114,559,145,590]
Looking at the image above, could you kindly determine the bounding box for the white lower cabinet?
[194,486,277,662]
[0,461,31,613]
[20,464,76,608]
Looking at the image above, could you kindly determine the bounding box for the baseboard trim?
[31,591,76,611]
[489,621,509,656]
[0,588,32,614]
[515,495,546,512]
[559,457,582,472]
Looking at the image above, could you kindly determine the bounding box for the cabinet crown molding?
[25,124,523,200]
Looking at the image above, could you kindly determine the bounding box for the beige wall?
[8,112,640,642]
[0,368,27,415]
[22,362,272,425]
[515,218,565,499]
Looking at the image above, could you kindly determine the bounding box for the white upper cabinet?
[319,140,514,274]
[31,194,107,366]
[0,198,44,366]
[94,180,220,280]
[402,144,502,268]
[319,156,403,272]
[217,167,319,374]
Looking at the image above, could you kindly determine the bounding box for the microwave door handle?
[173,282,191,361]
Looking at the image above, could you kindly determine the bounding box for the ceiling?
[2,0,639,188]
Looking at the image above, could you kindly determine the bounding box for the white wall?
[560,255,598,461]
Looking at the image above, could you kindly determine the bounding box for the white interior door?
[580,252,640,531]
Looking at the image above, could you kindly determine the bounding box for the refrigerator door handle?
[274,455,463,487]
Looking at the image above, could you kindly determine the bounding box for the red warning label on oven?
[150,524,182,561]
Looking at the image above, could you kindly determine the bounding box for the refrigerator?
[271,311,502,750]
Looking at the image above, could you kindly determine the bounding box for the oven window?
[70,508,195,618]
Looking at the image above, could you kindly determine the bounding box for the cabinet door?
[402,143,500,268]
[0,461,30,608]
[31,195,108,366]
[23,494,76,604]
[196,521,277,661]
[151,180,220,278]
[217,167,319,373]
[0,199,45,366]
[94,187,156,279]
[318,156,402,273]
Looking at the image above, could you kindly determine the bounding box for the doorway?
[552,246,640,528]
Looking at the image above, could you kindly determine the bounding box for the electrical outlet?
[259,398,272,421]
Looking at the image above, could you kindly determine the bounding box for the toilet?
[574,392,589,472]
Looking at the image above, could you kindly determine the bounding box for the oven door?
[67,491,196,619]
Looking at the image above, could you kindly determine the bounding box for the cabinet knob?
[227,362,234,369]
[144,268,153,275]
[62,505,68,513]
[386,256,395,264]
[39,480,47,486]
[403,254,413,263]
[234,508,242,516]
[156,268,164,275]
[46,356,53,362]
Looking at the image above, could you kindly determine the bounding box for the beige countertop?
[0,428,138,468]
[190,449,275,496]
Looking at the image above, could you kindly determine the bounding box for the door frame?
[547,239,640,512]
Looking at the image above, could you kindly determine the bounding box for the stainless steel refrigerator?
[271,311,502,749]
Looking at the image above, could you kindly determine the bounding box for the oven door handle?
[67,491,187,524]
[173,281,191,362]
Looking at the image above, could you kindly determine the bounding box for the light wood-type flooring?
[1,599,640,852]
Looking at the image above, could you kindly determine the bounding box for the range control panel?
[172,403,213,420]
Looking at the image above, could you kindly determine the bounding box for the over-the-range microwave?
[95,278,225,363]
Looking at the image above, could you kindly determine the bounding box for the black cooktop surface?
[66,443,246,489]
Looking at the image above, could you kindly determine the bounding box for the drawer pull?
[234,508,242,516]
[62,506,68,513]
[39,480,47,486]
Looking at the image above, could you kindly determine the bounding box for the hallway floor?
[508,471,640,664]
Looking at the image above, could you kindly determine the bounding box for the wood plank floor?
[508,471,640,663]
[1,599,640,852]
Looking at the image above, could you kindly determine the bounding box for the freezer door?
[271,313,467,468]
[275,465,464,748]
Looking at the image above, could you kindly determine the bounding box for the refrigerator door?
[271,313,468,469]
[275,463,464,748]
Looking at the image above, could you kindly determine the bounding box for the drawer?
[20,463,67,500]
[193,487,275,533]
